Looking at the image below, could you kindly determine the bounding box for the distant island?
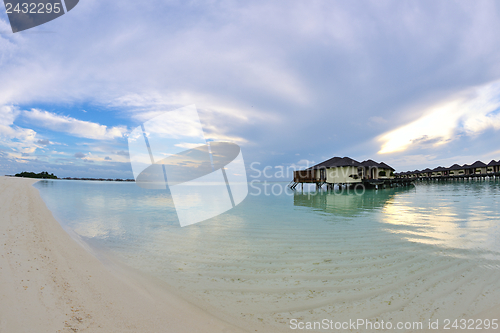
[15,171,58,179]
[12,171,134,182]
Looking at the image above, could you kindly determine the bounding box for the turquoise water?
[34,179,500,331]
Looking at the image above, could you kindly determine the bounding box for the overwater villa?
[469,161,487,175]
[395,159,500,180]
[487,160,500,174]
[419,168,433,178]
[291,156,396,189]
[448,164,465,176]
[431,166,449,177]
[291,157,500,191]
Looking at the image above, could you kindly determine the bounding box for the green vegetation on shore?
[15,171,58,179]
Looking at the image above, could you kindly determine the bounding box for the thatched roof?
[309,156,362,169]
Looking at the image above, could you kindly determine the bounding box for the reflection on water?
[36,180,177,244]
[380,182,500,258]
[35,180,500,332]
[292,183,500,256]
[293,186,413,217]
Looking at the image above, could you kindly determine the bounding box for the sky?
[2,0,500,179]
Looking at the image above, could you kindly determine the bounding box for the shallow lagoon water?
[35,179,500,331]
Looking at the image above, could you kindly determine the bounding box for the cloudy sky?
[1,0,500,179]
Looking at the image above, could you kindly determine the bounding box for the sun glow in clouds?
[378,81,500,154]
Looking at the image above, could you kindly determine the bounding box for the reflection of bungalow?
[469,161,487,175]
[293,186,412,217]
[293,156,395,185]
[448,164,465,176]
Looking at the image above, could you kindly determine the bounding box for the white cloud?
[112,95,253,145]
[23,109,128,140]
[174,142,205,150]
[0,105,38,154]
[378,80,500,154]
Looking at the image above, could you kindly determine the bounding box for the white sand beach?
[0,176,249,333]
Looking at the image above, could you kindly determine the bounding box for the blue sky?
[1,0,500,179]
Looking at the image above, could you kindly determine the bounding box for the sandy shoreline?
[0,176,249,333]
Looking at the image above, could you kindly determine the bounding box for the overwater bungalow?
[378,162,396,179]
[360,159,382,179]
[431,166,449,177]
[291,156,395,189]
[469,161,487,175]
[293,157,362,186]
[448,164,465,176]
[462,164,472,175]
[396,159,500,181]
[419,168,433,178]
[487,160,500,174]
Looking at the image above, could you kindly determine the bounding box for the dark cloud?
[104,156,112,160]
[74,152,85,158]
[116,151,129,156]
[82,159,94,163]
[37,139,51,145]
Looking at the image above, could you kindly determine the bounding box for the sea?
[34,179,500,331]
